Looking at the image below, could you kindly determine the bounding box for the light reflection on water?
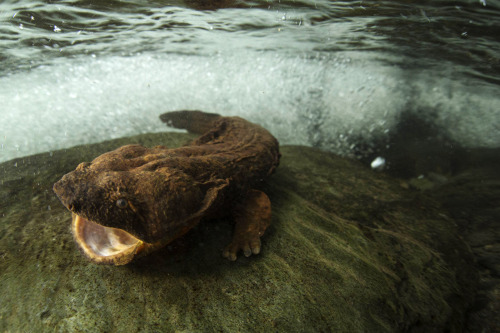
[2,0,498,76]
[0,0,499,162]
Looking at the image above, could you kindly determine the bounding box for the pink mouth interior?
[72,214,143,265]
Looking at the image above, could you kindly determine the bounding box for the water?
[1,0,499,163]
[1,1,500,331]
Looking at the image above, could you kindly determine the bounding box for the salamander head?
[53,144,214,265]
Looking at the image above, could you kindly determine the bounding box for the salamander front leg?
[222,189,272,261]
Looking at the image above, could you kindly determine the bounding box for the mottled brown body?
[53,111,280,264]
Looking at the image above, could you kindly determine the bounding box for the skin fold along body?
[53,110,280,265]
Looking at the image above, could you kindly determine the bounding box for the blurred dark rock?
[431,164,500,332]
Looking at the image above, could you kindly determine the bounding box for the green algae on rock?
[0,133,477,332]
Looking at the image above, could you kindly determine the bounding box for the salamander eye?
[116,198,128,209]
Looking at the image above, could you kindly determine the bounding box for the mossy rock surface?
[0,133,477,332]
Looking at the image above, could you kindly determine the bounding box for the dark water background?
[0,0,499,164]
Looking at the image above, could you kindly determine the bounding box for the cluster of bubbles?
[0,51,498,163]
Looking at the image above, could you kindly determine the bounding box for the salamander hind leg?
[222,189,272,261]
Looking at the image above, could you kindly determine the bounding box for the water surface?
[1,0,499,162]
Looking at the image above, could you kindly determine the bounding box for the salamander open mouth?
[72,214,145,265]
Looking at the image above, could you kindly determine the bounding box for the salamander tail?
[160,110,221,134]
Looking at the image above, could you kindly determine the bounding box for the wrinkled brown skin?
[53,110,280,263]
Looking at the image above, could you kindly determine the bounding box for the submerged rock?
[0,133,477,332]
[430,161,500,332]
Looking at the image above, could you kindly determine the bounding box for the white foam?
[409,73,500,148]
[0,52,498,163]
